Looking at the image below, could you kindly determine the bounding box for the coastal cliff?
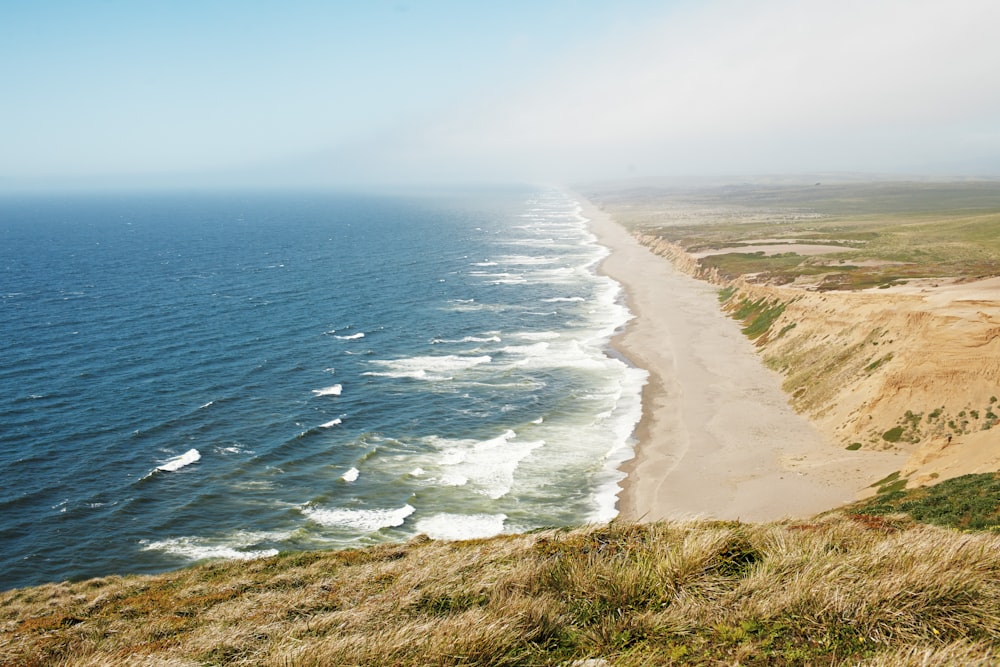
[635,234,1000,490]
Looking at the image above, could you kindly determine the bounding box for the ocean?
[0,187,646,591]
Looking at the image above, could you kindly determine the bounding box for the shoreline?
[581,197,905,522]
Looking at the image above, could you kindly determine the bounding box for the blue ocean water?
[0,187,645,591]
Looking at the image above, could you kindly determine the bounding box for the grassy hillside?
[3,476,1000,666]
[592,181,1000,289]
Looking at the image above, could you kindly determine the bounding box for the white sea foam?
[335,332,365,340]
[363,354,491,380]
[319,418,342,428]
[443,300,508,313]
[512,331,560,341]
[156,448,201,472]
[431,335,501,344]
[500,341,550,357]
[140,530,287,562]
[301,504,415,531]
[312,384,343,397]
[497,255,559,266]
[415,513,507,541]
[428,429,544,499]
[341,467,360,482]
[440,472,469,486]
[470,271,529,285]
[542,296,586,303]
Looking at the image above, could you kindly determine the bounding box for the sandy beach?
[582,199,905,522]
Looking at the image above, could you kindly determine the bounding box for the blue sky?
[3,0,1000,190]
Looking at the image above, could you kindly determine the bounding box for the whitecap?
[319,418,342,428]
[312,384,342,397]
[335,332,365,340]
[415,513,507,541]
[511,331,560,341]
[341,467,360,482]
[498,255,559,266]
[140,530,288,562]
[500,341,550,356]
[439,473,468,486]
[301,504,415,531]
[429,429,543,499]
[431,335,501,344]
[363,355,490,380]
[156,449,201,472]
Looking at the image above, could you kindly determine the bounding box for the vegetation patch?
[603,182,1000,288]
[726,296,788,342]
[864,352,893,372]
[882,426,905,443]
[776,322,797,338]
[852,472,1000,531]
[700,252,816,283]
[871,470,901,489]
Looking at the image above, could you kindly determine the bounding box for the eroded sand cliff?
[638,235,1000,489]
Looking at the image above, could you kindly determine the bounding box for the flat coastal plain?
[583,199,905,521]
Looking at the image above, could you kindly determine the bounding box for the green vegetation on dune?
[700,251,836,284]
[5,475,1000,666]
[852,472,1000,531]
[719,291,788,343]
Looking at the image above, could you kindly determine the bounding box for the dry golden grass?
[3,515,1000,666]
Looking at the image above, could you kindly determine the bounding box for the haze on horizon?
[3,0,1000,192]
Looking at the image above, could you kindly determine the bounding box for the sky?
[3,0,1000,191]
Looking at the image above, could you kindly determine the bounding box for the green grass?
[591,181,1000,288]
[871,470,901,488]
[699,252,832,284]
[865,353,894,373]
[852,472,1000,531]
[717,285,737,302]
[724,295,788,342]
[882,426,905,443]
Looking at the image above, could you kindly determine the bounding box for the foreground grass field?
[3,476,1000,666]
[593,181,1000,289]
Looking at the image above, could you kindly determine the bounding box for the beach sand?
[582,199,905,522]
